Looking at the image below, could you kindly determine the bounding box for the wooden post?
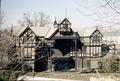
[21,43,25,73]
[89,38,91,57]
[81,54,84,69]
[75,40,77,71]
[49,47,52,71]
[89,38,91,69]
[32,62,35,76]
[22,56,24,73]
[48,46,52,72]
[50,47,52,71]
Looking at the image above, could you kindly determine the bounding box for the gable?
[72,27,102,37]
[91,29,103,38]
[12,26,27,36]
[60,18,71,25]
[90,30,103,45]
[13,26,56,38]
[50,28,79,39]
[54,18,71,33]
[19,27,36,37]
[16,27,37,44]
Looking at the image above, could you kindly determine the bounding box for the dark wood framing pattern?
[13,18,105,72]
[15,28,42,61]
[81,30,103,57]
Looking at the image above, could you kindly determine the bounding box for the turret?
[53,19,58,28]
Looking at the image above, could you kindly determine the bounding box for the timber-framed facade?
[12,18,103,72]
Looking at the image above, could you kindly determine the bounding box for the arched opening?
[53,57,75,71]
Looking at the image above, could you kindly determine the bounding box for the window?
[92,35,101,44]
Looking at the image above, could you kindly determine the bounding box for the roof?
[12,26,58,38]
[13,26,101,38]
[72,27,97,37]
[12,26,27,36]
[45,27,58,38]
[59,18,71,25]
[30,27,50,37]
[102,32,120,36]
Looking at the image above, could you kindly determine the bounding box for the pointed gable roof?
[59,18,71,25]
[18,26,32,36]
[30,27,50,37]
[72,27,101,37]
[12,25,58,38]
[12,26,28,36]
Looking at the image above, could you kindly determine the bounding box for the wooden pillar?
[89,38,91,69]
[32,61,35,76]
[50,47,52,71]
[75,39,78,71]
[81,46,84,68]
[32,45,36,75]
[89,38,91,57]
[81,45,85,69]
[22,46,24,73]
[48,47,52,72]
[22,59,24,72]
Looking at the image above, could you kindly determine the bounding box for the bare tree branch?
[104,0,120,14]
[18,12,50,27]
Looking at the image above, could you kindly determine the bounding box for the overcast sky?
[2,0,105,27]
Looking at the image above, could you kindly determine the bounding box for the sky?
[2,0,104,28]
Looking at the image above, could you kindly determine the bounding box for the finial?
[55,17,56,21]
[54,17,57,28]
[96,26,98,30]
[65,8,67,18]
[54,17,57,25]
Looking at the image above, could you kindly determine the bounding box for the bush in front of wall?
[0,70,26,81]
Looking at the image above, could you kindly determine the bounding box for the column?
[75,39,78,71]
[48,47,52,72]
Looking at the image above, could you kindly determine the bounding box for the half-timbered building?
[73,27,103,57]
[12,18,103,72]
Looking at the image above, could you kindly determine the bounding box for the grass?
[1,70,120,81]
[32,72,120,81]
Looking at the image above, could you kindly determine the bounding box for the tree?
[0,30,13,68]
[76,0,120,31]
[0,15,4,28]
[18,12,50,27]
[99,0,120,31]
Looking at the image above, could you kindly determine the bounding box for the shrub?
[98,54,120,73]
[0,70,26,81]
